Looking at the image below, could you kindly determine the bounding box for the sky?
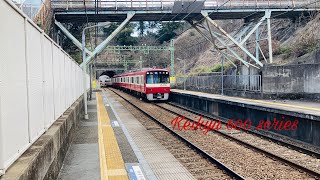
[17,0,41,5]
[131,22,158,37]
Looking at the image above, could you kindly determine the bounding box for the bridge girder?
[53,9,317,23]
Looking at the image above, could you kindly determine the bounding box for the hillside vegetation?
[174,13,319,76]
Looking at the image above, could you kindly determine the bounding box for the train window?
[146,72,169,84]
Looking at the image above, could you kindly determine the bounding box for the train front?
[145,70,170,101]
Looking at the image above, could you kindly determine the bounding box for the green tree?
[61,22,86,64]
[156,22,183,44]
[103,23,137,45]
[137,21,146,36]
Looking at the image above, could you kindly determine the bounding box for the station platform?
[171,89,320,119]
[58,90,194,180]
[170,89,320,147]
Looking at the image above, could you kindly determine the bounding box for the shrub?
[276,47,292,55]
[210,63,233,73]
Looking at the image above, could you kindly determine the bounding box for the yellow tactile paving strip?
[97,92,128,180]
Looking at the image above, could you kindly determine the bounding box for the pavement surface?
[57,94,100,180]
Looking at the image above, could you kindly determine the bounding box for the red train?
[112,68,170,101]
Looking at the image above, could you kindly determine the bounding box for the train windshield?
[146,72,169,84]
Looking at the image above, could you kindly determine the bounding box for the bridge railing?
[0,0,89,175]
[51,0,319,10]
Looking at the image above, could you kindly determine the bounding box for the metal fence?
[0,0,89,175]
[51,0,319,10]
[17,0,44,19]
[175,74,262,92]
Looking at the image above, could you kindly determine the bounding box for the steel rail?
[167,101,320,158]
[154,102,320,178]
[106,88,245,180]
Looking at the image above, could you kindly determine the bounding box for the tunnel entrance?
[98,71,116,78]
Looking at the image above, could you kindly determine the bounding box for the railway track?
[154,103,320,178]
[105,88,243,179]
[106,88,320,179]
[166,101,320,159]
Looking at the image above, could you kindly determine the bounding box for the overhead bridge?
[52,0,320,73]
[52,0,319,22]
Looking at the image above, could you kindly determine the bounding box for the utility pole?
[170,39,175,77]
[140,56,143,70]
[221,55,224,95]
[177,58,186,90]
[82,30,89,120]
[183,59,186,90]
[89,63,93,100]
[82,22,110,120]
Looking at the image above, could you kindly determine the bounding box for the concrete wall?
[0,96,84,180]
[263,63,320,99]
